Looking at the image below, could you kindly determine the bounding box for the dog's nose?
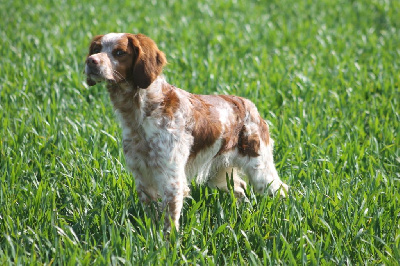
[87,56,99,65]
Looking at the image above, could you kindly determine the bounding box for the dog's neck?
[106,76,167,127]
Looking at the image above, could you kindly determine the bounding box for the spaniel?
[84,33,288,232]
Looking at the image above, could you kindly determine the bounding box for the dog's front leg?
[162,179,188,233]
[135,181,162,221]
[136,182,158,204]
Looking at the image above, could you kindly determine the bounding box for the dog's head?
[85,33,167,89]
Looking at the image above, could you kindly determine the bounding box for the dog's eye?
[115,50,127,57]
[92,47,101,54]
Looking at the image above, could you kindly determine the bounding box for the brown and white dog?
[85,33,288,231]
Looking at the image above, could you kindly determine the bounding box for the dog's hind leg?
[243,138,288,197]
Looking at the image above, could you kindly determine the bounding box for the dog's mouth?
[85,71,103,86]
[85,66,116,86]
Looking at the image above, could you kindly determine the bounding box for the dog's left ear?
[127,34,167,89]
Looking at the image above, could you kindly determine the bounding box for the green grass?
[1,0,399,264]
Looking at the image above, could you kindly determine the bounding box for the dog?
[84,33,288,231]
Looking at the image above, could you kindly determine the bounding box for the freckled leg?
[207,167,247,198]
[136,182,160,220]
[162,180,188,233]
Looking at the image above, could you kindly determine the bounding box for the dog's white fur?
[85,33,288,231]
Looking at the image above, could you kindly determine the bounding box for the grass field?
[1,0,399,264]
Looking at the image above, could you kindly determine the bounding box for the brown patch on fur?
[238,125,260,157]
[126,34,167,89]
[216,95,269,157]
[217,95,247,154]
[189,95,222,159]
[161,84,180,119]
[186,93,269,159]
[111,36,135,84]
[186,94,268,158]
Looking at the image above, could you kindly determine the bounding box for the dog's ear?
[127,34,167,89]
[85,35,104,87]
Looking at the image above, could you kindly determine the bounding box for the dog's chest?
[121,117,166,158]
[120,111,189,164]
